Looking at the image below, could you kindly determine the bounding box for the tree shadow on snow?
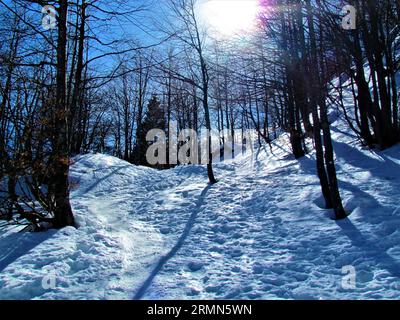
[337,179,394,222]
[297,148,399,221]
[0,229,57,273]
[336,218,400,279]
[332,140,400,183]
[80,165,131,195]
[297,146,400,279]
[132,183,213,300]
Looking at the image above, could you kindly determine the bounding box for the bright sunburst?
[199,0,260,37]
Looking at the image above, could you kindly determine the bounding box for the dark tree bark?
[306,0,346,219]
[52,0,75,228]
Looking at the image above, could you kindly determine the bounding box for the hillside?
[0,112,399,300]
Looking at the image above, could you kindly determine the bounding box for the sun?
[198,0,260,37]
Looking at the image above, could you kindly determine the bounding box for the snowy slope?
[0,115,400,299]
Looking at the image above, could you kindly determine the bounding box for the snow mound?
[0,154,166,299]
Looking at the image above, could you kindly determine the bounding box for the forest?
[0,0,399,300]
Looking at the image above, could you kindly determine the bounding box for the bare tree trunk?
[306,0,346,219]
[70,0,87,154]
[201,57,217,184]
[52,0,75,228]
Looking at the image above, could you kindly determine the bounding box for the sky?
[0,0,264,82]
[116,0,262,44]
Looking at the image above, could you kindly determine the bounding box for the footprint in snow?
[229,249,243,258]
[181,191,189,198]
[205,284,222,293]
[188,261,204,272]
[159,227,171,234]
[187,288,200,296]
[252,263,264,274]
[260,276,285,286]
[357,270,374,284]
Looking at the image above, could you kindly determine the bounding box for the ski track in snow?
[0,113,400,299]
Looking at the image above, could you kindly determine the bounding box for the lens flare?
[199,0,260,37]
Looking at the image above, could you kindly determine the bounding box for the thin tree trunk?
[52,0,75,228]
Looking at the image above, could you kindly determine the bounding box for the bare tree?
[162,0,217,184]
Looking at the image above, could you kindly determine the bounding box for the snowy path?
[127,120,400,299]
[0,114,400,299]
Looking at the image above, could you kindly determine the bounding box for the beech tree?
[162,0,217,184]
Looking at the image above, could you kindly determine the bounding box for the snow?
[0,115,400,299]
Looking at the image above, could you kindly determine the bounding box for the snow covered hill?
[0,114,400,300]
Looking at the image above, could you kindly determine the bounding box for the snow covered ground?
[0,112,399,300]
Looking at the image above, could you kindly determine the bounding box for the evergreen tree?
[134,95,166,168]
